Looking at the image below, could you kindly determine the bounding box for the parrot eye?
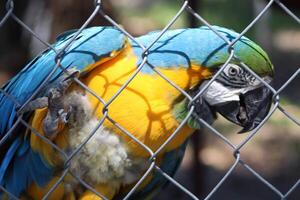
[228,66,239,76]
[223,64,242,78]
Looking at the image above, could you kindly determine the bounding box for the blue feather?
[0,138,21,183]
[131,25,269,74]
[2,139,53,196]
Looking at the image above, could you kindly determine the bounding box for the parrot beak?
[214,85,273,133]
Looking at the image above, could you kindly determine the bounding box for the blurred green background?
[0,0,299,199]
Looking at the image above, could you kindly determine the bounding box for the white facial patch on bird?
[203,64,272,106]
[64,92,147,187]
[203,81,244,105]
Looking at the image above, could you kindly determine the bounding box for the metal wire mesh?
[0,0,299,199]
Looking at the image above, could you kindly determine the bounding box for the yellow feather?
[26,177,65,200]
[79,183,117,200]
[82,44,212,157]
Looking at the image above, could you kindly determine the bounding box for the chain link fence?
[0,0,299,199]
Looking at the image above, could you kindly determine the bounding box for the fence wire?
[0,0,299,200]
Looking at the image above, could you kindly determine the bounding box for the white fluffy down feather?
[65,92,147,186]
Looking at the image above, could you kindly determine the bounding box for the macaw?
[0,25,273,200]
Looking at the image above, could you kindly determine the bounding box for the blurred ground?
[0,0,299,199]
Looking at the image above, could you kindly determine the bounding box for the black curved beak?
[214,85,273,133]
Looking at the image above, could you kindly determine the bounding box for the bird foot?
[42,68,80,139]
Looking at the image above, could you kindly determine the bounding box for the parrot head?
[174,27,274,133]
[193,63,273,133]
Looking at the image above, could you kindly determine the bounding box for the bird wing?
[0,26,127,197]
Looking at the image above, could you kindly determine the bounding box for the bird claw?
[58,106,72,124]
[58,68,80,92]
